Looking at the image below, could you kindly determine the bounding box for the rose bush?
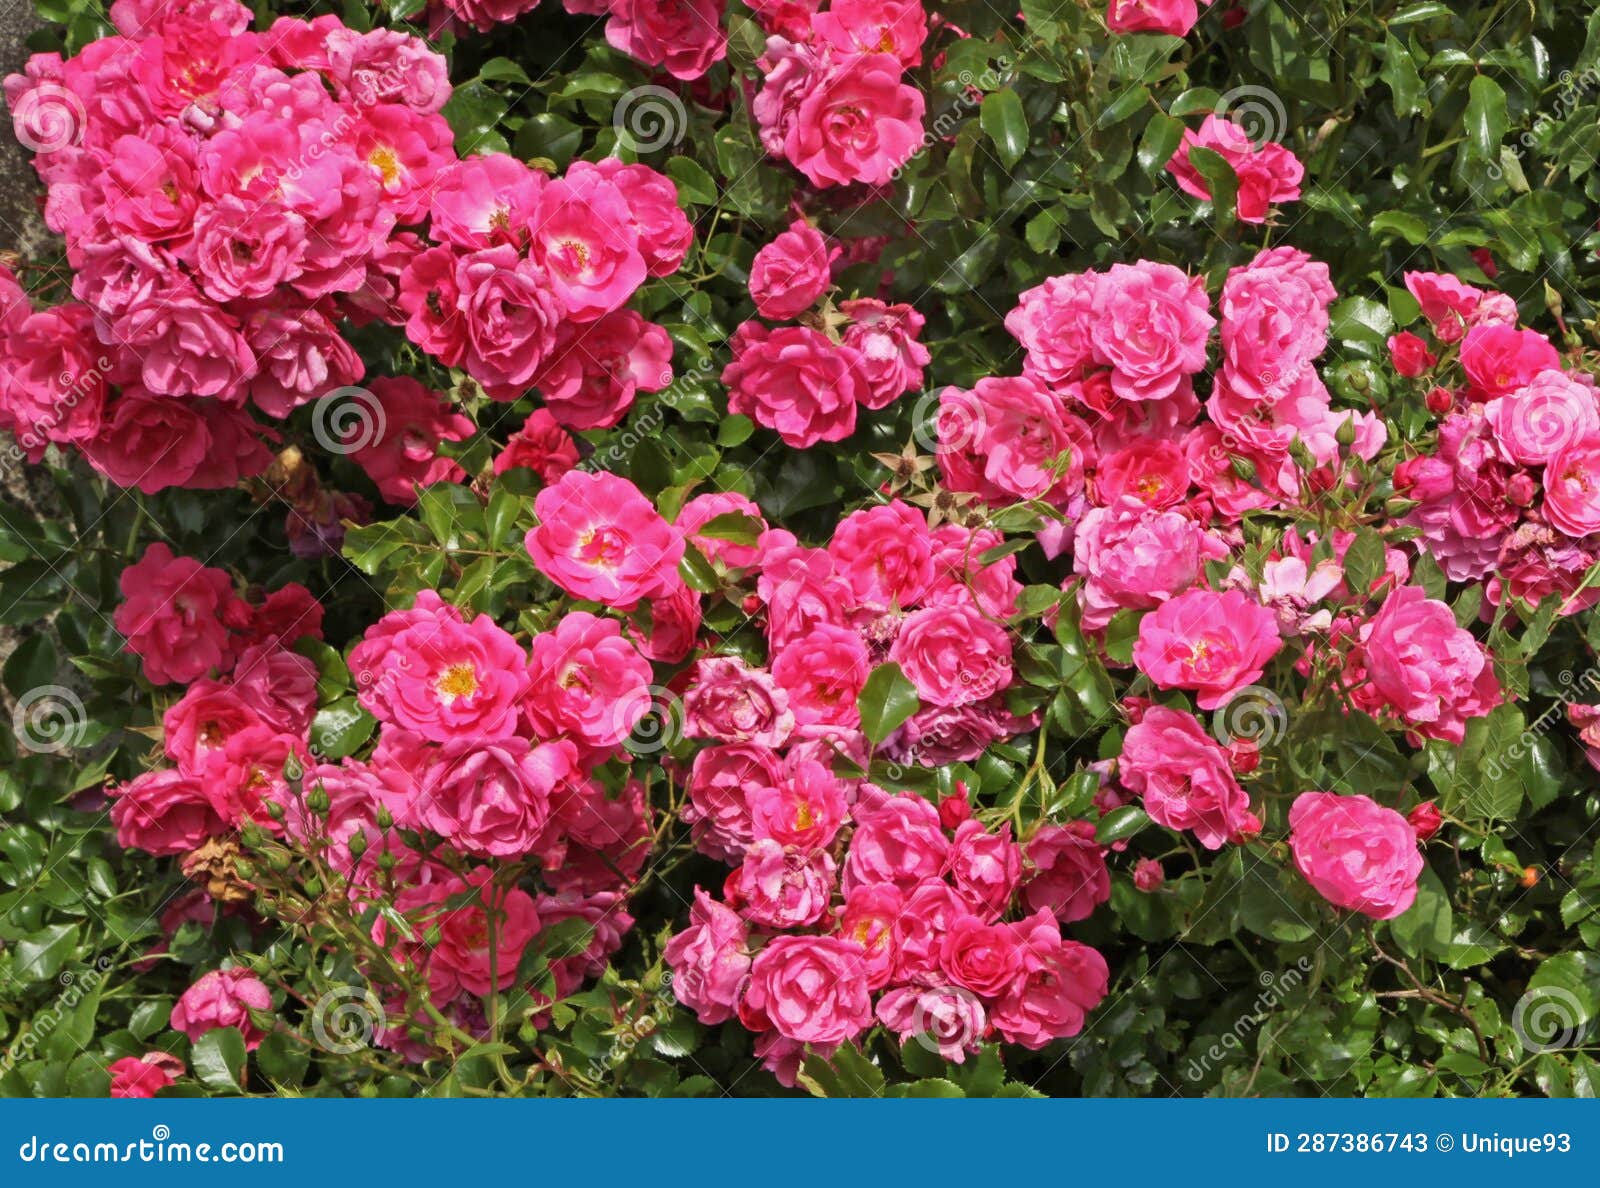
[3,0,1600,1100]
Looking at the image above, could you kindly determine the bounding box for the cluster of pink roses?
[1,0,454,491]
[2,0,692,501]
[667,783,1111,1082]
[724,218,930,446]
[1166,115,1305,225]
[752,0,928,187]
[1390,271,1600,614]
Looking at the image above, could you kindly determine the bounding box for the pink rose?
[784,51,924,188]
[749,757,848,850]
[1118,706,1259,849]
[1485,370,1599,466]
[837,883,903,989]
[347,376,473,505]
[939,913,1024,997]
[1107,0,1208,36]
[1358,585,1500,743]
[1288,791,1424,920]
[990,911,1109,1048]
[676,491,768,569]
[739,935,873,1045]
[170,968,272,1050]
[534,310,672,430]
[406,737,578,859]
[525,611,652,749]
[110,768,228,856]
[493,409,581,484]
[1544,436,1600,538]
[1091,260,1214,402]
[945,819,1022,918]
[815,0,926,67]
[452,243,564,400]
[875,985,985,1062]
[349,591,530,742]
[937,376,1092,509]
[1131,588,1282,710]
[525,470,684,609]
[684,742,782,860]
[1072,497,1218,631]
[732,838,837,928]
[530,169,646,321]
[771,622,869,728]
[664,889,751,1024]
[1021,821,1112,921]
[841,792,948,892]
[1167,115,1304,223]
[722,321,864,447]
[605,0,726,79]
[114,543,240,686]
[108,1053,184,1099]
[1460,324,1560,401]
[827,499,933,610]
[683,656,796,747]
[889,598,1013,707]
[749,217,836,319]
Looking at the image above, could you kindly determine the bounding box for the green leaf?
[797,1042,885,1098]
[1464,75,1508,161]
[1380,35,1425,117]
[14,924,78,981]
[665,157,717,206]
[858,663,921,746]
[1096,805,1149,844]
[191,1027,247,1095]
[1136,113,1185,175]
[980,89,1028,171]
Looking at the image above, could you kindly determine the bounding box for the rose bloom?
[114,543,240,686]
[749,217,836,319]
[1485,371,1599,467]
[409,870,542,998]
[749,757,848,850]
[839,298,930,408]
[876,983,986,1063]
[731,838,836,928]
[1021,821,1112,921]
[348,376,473,505]
[524,611,652,748]
[1090,260,1215,402]
[1405,270,1484,342]
[1543,436,1600,538]
[1131,588,1282,710]
[783,51,925,188]
[108,1053,184,1099]
[534,310,672,430]
[939,913,1024,998]
[525,470,684,609]
[1107,0,1210,36]
[841,792,949,892]
[406,737,578,859]
[162,679,259,775]
[1288,791,1424,920]
[1459,323,1561,401]
[837,883,903,989]
[990,911,1109,1048]
[937,376,1091,508]
[683,742,783,860]
[722,321,865,448]
[1387,331,1437,378]
[1118,706,1259,849]
[349,591,530,742]
[529,168,646,321]
[827,499,934,609]
[170,968,273,1050]
[771,622,869,728]
[110,768,228,856]
[815,0,926,66]
[890,597,1013,708]
[1359,585,1500,743]
[929,523,1023,618]
[605,0,727,80]
[664,888,751,1025]
[1072,497,1218,631]
[675,491,768,570]
[682,655,796,747]
[738,935,873,1045]
[946,819,1023,918]
[493,408,580,484]
[1167,115,1304,224]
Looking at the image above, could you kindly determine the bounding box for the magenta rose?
[1021,820,1113,921]
[722,321,865,448]
[738,935,873,1045]
[1131,588,1282,710]
[664,888,751,1025]
[1117,706,1259,849]
[1288,791,1424,920]
[749,217,836,319]
[170,968,273,1050]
